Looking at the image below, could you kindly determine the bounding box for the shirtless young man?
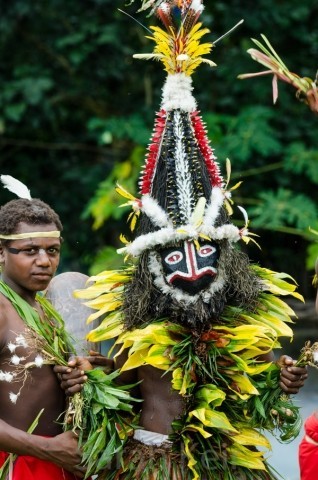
[0,197,85,479]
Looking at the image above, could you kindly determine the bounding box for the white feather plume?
[0,175,32,199]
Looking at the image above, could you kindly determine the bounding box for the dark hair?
[0,198,63,237]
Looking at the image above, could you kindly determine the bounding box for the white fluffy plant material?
[191,0,204,13]
[141,194,172,228]
[201,188,225,230]
[161,73,197,112]
[118,188,244,257]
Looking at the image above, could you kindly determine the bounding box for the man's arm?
[0,418,85,478]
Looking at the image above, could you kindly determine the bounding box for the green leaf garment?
[74,264,304,480]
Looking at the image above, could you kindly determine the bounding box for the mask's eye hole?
[165,251,184,265]
[198,245,216,258]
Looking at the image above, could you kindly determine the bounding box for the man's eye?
[23,248,37,255]
[165,251,183,265]
[198,245,216,258]
[48,248,60,255]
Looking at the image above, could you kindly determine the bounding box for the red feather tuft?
[191,111,223,187]
[140,110,167,195]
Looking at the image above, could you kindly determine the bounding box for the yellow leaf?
[171,367,183,391]
[184,423,211,439]
[115,183,136,201]
[119,323,176,347]
[120,348,150,371]
[232,427,271,448]
[260,292,296,317]
[183,436,199,480]
[228,443,266,470]
[84,296,121,312]
[228,373,259,399]
[74,284,123,300]
[198,233,211,241]
[227,353,272,376]
[189,408,237,433]
[230,181,243,191]
[128,212,139,232]
[190,197,206,226]
[119,234,129,245]
[85,304,121,324]
[195,385,225,407]
[86,312,123,342]
[241,312,294,338]
[224,199,234,216]
[145,344,171,370]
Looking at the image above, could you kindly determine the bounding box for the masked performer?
[61,2,308,479]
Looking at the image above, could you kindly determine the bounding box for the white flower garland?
[119,223,242,257]
[118,188,247,257]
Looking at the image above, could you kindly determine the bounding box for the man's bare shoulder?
[0,291,14,319]
[0,292,20,351]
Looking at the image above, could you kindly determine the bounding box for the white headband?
[0,231,61,240]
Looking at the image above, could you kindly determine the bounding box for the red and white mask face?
[159,240,219,295]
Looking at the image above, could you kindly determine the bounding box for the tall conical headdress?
[119,0,249,259]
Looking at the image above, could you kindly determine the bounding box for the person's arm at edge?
[0,418,85,477]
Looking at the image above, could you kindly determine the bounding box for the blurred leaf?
[203,106,283,170]
[307,242,318,271]
[4,103,26,121]
[87,114,151,145]
[89,246,126,276]
[82,146,143,229]
[284,142,318,183]
[306,221,318,271]
[249,188,318,230]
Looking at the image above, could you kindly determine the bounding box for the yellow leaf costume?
[76,263,303,479]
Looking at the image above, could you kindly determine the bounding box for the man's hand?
[85,350,114,373]
[39,431,86,478]
[278,355,308,394]
[54,351,113,395]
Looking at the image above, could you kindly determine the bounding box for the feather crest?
[0,175,32,199]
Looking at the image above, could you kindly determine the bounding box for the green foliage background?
[0,0,317,299]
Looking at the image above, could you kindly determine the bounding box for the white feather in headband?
[0,175,32,200]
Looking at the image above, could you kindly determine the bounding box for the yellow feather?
[115,183,136,201]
